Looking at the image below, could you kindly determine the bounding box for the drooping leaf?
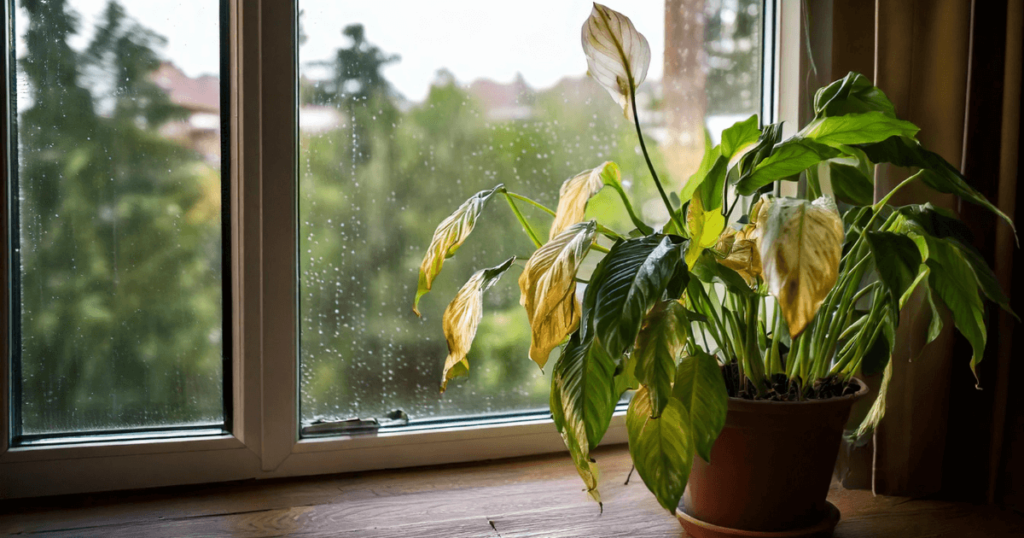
[520,221,597,368]
[814,72,896,118]
[634,300,689,417]
[439,257,516,392]
[829,162,874,206]
[895,203,973,245]
[684,193,726,267]
[865,231,923,312]
[850,359,892,447]
[800,111,919,148]
[550,162,619,239]
[721,114,761,162]
[734,138,841,195]
[627,385,693,513]
[583,235,685,356]
[857,136,1016,237]
[581,3,651,118]
[952,241,1016,319]
[414,185,502,315]
[671,349,727,463]
[758,197,845,338]
[924,284,945,345]
[913,235,988,382]
[551,331,618,503]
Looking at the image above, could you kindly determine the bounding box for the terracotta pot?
[678,379,869,538]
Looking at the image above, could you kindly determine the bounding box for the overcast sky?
[16,1,665,103]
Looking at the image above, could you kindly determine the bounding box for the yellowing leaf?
[758,197,845,338]
[519,221,597,368]
[440,257,516,392]
[582,3,651,118]
[550,162,617,239]
[684,194,726,267]
[714,228,762,286]
[414,185,501,316]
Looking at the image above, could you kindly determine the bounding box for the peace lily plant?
[412,4,1016,515]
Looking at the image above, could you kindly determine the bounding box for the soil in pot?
[679,369,869,538]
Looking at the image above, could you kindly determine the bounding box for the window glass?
[10,0,226,438]
[297,0,762,427]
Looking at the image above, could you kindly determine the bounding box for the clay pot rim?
[724,377,870,414]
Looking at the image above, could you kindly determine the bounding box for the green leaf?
[895,203,973,244]
[613,353,640,397]
[861,314,895,376]
[721,114,760,159]
[634,301,689,417]
[680,130,721,203]
[925,284,944,345]
[829,162,874,206]
[814,72,896,118]
[857,136,1016,238]
[914,236,988,382]
[950,241,1016,319]
[734,139,841,195]
[415,185,502,315]
[800,111,919,148]
[627,386,693,513]
[582,236,685,356]
[672,350,727,463]
[550,331,618,503]
[865,232,923,311]
[697,157,729,213]
[736,122,785,176]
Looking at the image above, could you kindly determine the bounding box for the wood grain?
[1,445,1022,537]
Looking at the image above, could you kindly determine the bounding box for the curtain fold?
[825,0,1021,503]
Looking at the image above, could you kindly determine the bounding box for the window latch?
[301,409,409,436]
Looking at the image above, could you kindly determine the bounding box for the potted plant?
[411,4,1015,537]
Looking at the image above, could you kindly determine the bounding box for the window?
[7,0,228,444]
[0,0,786,498]
[297,0,765,433]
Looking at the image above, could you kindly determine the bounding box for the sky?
[15,0,665,103]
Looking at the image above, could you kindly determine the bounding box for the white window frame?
[0,0,796,499]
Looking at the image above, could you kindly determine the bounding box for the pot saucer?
[677,501,840,538]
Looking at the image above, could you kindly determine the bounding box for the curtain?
[815,0,1022,504]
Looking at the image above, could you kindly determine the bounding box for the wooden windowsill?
[1,445,1022,537]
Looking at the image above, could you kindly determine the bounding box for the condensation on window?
[12,0,225,436]
[297,0,761,426]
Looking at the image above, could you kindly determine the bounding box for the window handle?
[301,409,408,436]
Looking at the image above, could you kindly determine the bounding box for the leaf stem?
[630,87,684,233]
[502,192,543,248]
[591,243,611,254]
[507,191,556,217]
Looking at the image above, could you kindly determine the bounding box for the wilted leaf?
[856,136,1016,238]
[551,331,618,504]
[913,235,987,382]
[627,385,693,513]
[865,231,923,312]
[583,236,685,356]
[759,197,845,338]
[550,162,618,239]
[713,227,762,286]
[520,221,597,368]
[633,300,688,417]
[582,3,651,118]
[439,256,516,392]
[414,185,502,315]
[672,349,728,462]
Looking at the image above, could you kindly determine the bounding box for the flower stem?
[630,88,684,233]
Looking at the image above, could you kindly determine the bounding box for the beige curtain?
[811,0,1022,503]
